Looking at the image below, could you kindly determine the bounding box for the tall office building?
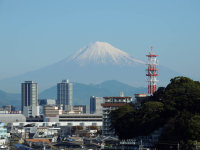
[90,96,103,114]
[21,81,39,117]
[57,80,73,111]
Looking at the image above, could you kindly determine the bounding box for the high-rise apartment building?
[102,96,132,136]
[90,96,103,114]
[57,80,73,111]
[21,81,39,117]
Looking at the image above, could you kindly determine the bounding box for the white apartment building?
[102,96,133,136]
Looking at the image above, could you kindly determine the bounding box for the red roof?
[25,139,50,143]
[103,97,132,99]
[101,103,126,107]
[146,54,158,57]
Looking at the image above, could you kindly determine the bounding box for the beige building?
[44,106,63,122]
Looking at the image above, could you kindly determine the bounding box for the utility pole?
[196,141,198,150]
[139,139,143,150]
[177,143,179,150]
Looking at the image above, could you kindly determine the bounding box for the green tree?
[110,104,137,139]
[110,76,200,149]
[110,102,165,139]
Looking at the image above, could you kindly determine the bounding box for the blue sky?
[0,0,200,80]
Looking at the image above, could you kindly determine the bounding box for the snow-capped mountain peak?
[67,41,145,65]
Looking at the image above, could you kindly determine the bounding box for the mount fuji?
[67,41,145,65]
[0,41,180,92]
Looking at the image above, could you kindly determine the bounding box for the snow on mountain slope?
[66,41,145,65]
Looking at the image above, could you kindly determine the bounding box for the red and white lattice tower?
[146,46,159,95]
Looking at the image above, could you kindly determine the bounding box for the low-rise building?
[135,94,148,103]
[59,114,102,127]
[2,105,15,112]
[44,106,62,122]
[0,114,26,123]
[38,99,56,115]
[74,105,88,114]
[0,123,7,145]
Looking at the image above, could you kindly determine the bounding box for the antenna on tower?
[150,46,154,55]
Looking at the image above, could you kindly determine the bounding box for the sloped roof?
[25,139,50,143]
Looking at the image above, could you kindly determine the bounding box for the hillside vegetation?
[110,76,200,150]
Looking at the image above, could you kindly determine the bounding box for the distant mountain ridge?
[0,90,20,109]
[40,80,147,106]
[0,80,147,109]
[0,41,180,92]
